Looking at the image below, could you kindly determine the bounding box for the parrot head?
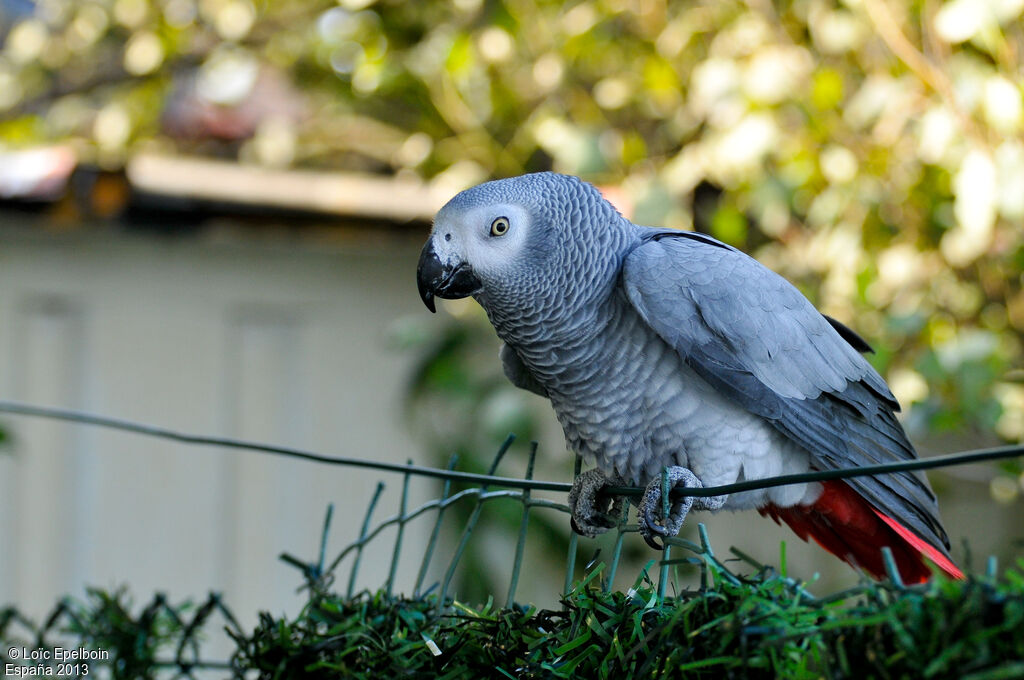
[417,172,624,321]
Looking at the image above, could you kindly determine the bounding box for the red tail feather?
[760,480,964,583]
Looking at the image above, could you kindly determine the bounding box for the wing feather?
[621,230,952,555]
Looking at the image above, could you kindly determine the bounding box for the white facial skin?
[431,202,534,291]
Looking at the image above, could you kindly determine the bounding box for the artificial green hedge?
[5,560,1024,679]
[233,562,1024,680]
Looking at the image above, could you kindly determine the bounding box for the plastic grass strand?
[437,434,515,615]
[604,504,630,594]
[386,461,413,598]
[658,544,671,603]
[347,481,385,599]
[881,546,904,589]
[505,443,537,607]
[697,523,742,587]
[318,504,333,579]
[414,454,458,598]
[564,454,583,598]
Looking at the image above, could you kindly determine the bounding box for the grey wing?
[621,231,952,555]
[500,343,548,397]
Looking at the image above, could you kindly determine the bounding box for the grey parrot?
[416,172,962,583]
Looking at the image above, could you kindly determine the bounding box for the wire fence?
[1,399,1023,678]
[1,400,1022,500]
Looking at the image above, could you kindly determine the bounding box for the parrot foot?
[568,468,625,538]
[638,467,726,550]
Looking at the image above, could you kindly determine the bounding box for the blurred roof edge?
[127,153,444,223]
[0,146,446,227]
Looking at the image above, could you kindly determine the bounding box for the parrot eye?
[489,216,510,237]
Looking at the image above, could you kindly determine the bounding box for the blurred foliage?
[2,0,1023,498]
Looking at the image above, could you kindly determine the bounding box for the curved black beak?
[416,239,482,313]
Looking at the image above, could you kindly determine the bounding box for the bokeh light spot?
[124,31,165,75]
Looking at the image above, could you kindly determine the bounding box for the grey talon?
[568,468,625,538]
[637,466,722,546]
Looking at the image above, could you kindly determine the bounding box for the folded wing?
[620,230,955,569]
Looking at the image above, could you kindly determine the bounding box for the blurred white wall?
[0,224,433,626]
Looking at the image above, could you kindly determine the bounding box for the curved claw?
[643,505,670,538]
[640,499,674,550]
[641,529,666,551]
